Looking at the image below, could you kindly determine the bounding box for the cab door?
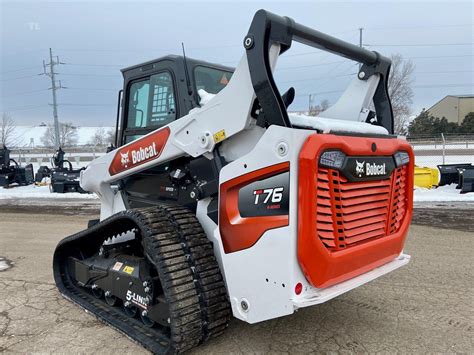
[121,63,179,146]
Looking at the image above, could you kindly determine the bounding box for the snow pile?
[0,185,98,199]
[196,90,388,135]
[414,184,474,202]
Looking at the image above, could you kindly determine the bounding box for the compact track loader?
[0,145,34,187]
[53,10,414,354]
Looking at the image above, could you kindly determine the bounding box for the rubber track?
[53,205,231,354]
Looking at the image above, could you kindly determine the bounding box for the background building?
[426,95,474,124]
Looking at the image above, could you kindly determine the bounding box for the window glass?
[126,72,176,130]
[127,80,149,129]
[194,66,233,98]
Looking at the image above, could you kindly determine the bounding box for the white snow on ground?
[414,184,474,202]
[0,185,98,199]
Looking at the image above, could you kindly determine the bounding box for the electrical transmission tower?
[42,48,65,149]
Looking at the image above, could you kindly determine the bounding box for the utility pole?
[42,48,64,149]
[308,94,312,113]
[358,28,363,70]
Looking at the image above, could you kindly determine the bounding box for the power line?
[65,63,125,68]
[0,74,42,82]
[59,103,113,107]
[365,43,473,47]
[0,66,43,75]
[277,60,348,71]
[415,70,474,74]
[298,83,474,98]
[60,73,118,77]
[1,104,48,112]
[67,87,118,92]
[1,88,49,98]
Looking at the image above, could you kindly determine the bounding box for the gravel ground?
[0,212,472,354]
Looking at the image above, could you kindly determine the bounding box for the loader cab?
[115,55,233,208]
[116,55,234,147]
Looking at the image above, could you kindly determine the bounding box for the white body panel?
[78,40,410,324]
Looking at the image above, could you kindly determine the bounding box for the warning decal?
[213,130,226,144]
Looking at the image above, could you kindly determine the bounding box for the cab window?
[194,66,233,98]
[127,72,176,131]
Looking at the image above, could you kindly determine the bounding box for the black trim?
[245,9,394,133]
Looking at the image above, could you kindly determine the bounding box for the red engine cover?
[298,134,414,288]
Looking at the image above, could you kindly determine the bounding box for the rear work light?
[319,150,346,169]
[394,151,410,167]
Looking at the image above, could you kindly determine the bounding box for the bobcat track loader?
[53,10,414,354]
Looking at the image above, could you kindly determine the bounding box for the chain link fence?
[8,145,108,172]
[407,133,474,168]
[6,134,474,172]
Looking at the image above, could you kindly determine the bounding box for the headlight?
[394,151,410,167]
[319,150,346,169]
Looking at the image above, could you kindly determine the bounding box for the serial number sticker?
[112,262,123,271]
[122,266,134,274]
[213,129,226,143]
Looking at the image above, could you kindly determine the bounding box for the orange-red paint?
[109,127,170,176]
[219,162,290,253]
[298,134,414,288]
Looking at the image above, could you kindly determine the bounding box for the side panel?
[213,126,313,323]
[219,162,290,253]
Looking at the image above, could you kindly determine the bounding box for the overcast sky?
[1,0,473,127]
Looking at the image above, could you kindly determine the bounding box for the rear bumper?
[293,253,410,309]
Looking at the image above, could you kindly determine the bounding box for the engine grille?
[316,165,408,251]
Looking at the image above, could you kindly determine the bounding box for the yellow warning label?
[213,130,226,143]
[123,266,134,275]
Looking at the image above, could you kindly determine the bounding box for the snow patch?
[288,113,389,135]
[414,184,474,202]
[198,89,216,105]
[0,185,98,199]
[0,257,12,272]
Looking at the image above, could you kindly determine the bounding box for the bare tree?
[1,112,16,147]
[308,99,331,116]
[388,54,415,135]
[89,127,107,146]
[41,122,78,147]
[106,129,115,146]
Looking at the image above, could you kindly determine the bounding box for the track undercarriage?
[53,205,230,354]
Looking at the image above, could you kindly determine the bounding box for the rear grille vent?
[316,165,408,251]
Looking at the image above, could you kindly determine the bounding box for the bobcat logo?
[355,160,365,177]
[120,151,130,167]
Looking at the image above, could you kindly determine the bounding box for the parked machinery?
[457,166,474,193]
[35,147,87,193]
[437,163,472,186]
[0,145,34,188]
[49,147,87,193]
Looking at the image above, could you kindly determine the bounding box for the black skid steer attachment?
[53,205,230,354]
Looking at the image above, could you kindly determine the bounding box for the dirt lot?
[0,211,473,354]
